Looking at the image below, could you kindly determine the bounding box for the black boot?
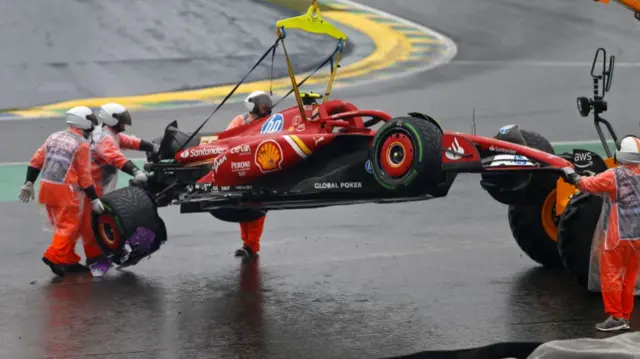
[42,258,89,276]
[235,245,257,260]
[66,263,91,273]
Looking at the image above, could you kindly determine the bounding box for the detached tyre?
[508,188,564,269]
[557,192,603,290]
[92,186,167,266]
[369,115,443,192]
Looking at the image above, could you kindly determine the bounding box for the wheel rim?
[379,132,414,178]
[541,189,559,241]
[98,215,121,250]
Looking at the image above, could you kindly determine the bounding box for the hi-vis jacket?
[577,166,640,249]
[90,126,142,193]
[28,127,94,207]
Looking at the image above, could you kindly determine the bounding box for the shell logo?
[255,139,283,173]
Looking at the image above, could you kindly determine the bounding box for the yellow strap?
[280,40,307,121]
[323,46,343,103]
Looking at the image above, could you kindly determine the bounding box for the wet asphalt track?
[3,1,640,358]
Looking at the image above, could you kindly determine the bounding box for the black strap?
[177,38,282,153]
[269,42,278,95]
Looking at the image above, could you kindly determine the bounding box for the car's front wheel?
[368,115,443,192]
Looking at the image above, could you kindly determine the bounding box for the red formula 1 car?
[91,2,573,267]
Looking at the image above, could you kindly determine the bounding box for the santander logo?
[179,146,226,159]
[445,137,464,160]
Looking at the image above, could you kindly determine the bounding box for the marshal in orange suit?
[226,91,274,260]
[18,107,106,277]
[563,135,640,332]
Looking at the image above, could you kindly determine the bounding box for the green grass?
[552,141,615,158]
[3,160,146,203]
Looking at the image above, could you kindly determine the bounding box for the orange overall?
[577,165,640,320]
[29,127,102,265]
[228,114,266,253]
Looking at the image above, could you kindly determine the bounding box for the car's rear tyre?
[92,186,167,266]
[508,189,564,269]
[210,209,267,223]
[557,192,603,290]
[369,115,443,192]
[481,130,558,205]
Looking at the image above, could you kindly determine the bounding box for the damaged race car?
[91,1,590,274]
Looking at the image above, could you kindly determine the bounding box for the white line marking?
[450,60,640,68]
[552,140,614,146]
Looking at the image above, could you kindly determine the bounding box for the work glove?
[561,167,581,185]
[152,143,160,154]
[18,181,35,203]
[91,199,105,214]
[133,169,148,183]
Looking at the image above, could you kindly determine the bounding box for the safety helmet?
[65,106,98,131]
[97,103,132,131]
[615,135,640,164]
[244,91,272,115]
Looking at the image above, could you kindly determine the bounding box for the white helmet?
[616,135,640,164]
[244,91,272,115]
[97,103,132,130]
[65,106,98,130]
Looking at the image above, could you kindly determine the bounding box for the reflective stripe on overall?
[91,127,120,193]
[41,130,85,193]
[602,167,640,242]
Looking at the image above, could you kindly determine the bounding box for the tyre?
[369,115,443,191]
[92,186,167,266]
[210,209,267,223]
[481,129,559,205]
[508,188,564,269]
[557,192,603,290]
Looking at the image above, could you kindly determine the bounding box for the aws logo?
[261,113,284,134]
[574,150,593,169]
